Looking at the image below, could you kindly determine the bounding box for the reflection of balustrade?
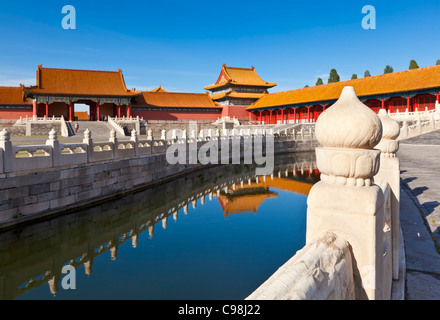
[1,153,316,300]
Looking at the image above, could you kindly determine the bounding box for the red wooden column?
[323,104,326,111]
[97,101,100,121]
[68,100,73,121]
[269,110,273,124]
[407,96,411,112]
[127,103,131,118]
[293,108,297,123]
[281,108,284,123]
[307,106,311,123]
[381,98,385,110]
[259,111,262,123]
[118,103,121,118]
[32,100,37,117]
[45,102,49,118]
[436,92,439,103]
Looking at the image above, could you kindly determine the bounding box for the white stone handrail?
[60,115,69,137]
[247,87,402,300]
[246,232,356,300]
[107,117,126,136]
[0,125,317,174]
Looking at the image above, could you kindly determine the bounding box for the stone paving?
[398,131,440,299]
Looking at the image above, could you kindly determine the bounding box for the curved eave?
[204,81,231,91]
[133,105,222,111]
[246,86,440,111]
[24,89,142,99]
[205,81,277,91]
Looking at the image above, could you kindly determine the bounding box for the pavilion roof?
[149,85,168,93]
[0,85,33,105]
[133,91,222,109]
[25,65,141,97]
[204,65,277,91]
[247,64,440,111]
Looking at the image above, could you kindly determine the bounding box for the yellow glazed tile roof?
[247,65,440,110]
[210,89,265,101]
[204,65,276,90]
[26,65,141,97]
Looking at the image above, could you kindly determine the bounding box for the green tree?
[409,60,419,70]
[384,65,394,74]
[328,69,340,83]
[315,78,323,86]
[364,70,371,77]
[351,74,358,80]
[304,85,309,88]
[436,59,440,66]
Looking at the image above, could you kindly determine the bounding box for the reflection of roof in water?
[216,176,315,216]
[217,187,278,216]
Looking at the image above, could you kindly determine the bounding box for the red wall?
[220,105,250,120]
[0,108,33,120]
[132,109,222,121]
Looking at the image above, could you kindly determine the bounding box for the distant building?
[204,64,276,121]
[131,90,222,121]
[74,111,90,121]
[3,64,439,124]
[247,64,440,124]
[0,66,223,121]
[0,85,33,120]
[24,65,141,121]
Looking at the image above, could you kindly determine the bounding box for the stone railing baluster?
[307,86,385,300]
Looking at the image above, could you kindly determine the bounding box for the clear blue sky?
[1,0,439,94]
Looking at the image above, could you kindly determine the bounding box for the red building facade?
[0,66,223,122]
[247,65,440,124]
[131,89,222,120]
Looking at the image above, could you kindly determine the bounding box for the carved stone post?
[0,129,12,173]
[83,129,94,162]
[46,129,60,167]
[306,87,385,300]
[130,129,139,156]
[109,129,117,159]
[375,109,401,282]
[400,121,408,139]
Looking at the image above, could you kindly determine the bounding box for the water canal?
[0,152,319,300]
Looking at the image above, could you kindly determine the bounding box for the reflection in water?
[0,152,318,300]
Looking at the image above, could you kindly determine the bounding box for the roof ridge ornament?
[315,86,382,149]
[314,86,382,187]
[375,109,400,157]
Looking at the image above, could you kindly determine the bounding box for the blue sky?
[0,0,439,93]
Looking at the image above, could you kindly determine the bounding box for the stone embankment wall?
[0,153,202,229]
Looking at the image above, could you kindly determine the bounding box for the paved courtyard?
[398,131,440,299]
